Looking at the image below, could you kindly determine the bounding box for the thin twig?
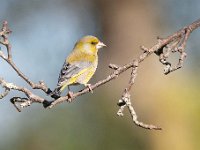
[0,19,200,130]
[0,87,9,99]
[49,18,200,107]
[0,78,45,103]
[0,21,49,93]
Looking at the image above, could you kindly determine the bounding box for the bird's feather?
[57,61,94,89]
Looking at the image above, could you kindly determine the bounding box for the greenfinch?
[52,35,106,98]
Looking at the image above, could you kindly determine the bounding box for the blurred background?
[0,0,200,149]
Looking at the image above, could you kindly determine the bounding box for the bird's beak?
[96,41,106,49]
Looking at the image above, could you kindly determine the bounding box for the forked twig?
[0,19,200,130]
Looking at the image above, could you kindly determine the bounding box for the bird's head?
[74,35,106,54]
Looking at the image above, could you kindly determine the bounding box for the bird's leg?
[67,86,73,102]
[85,84,93,93]
[67,85,71,91]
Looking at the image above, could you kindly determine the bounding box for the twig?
[10,97,30,112]
[48,18,200,107]
[118,91,162,130]
[0,19,200,130]
[0,78,45,104]
[116,60,162,130]
[0,21,49,93]
[0,87,9,99]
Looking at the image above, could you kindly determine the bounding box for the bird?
[52,35,106,99]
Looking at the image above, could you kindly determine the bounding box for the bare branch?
[0,21,49,93]
[0,18,200,130]
[0,78,45,104]
[49,18,200,107]
[118,91,161,130]
[10,97,31,112]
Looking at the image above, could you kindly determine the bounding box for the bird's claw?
[86,84,93,93]
[67,91,74,102]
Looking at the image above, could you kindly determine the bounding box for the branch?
[49,19,200,105]
[0,21,49,93]
[0,78,45,111]
[0,19,200,130]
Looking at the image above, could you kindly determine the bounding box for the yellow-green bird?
[52,35,106,98]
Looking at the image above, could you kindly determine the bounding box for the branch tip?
[109,63,120,70]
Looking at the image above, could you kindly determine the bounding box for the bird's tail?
[51,87,62,99]
[50,82,69,99]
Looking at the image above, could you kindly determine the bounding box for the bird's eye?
[91,41,97,45]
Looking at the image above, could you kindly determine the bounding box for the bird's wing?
[57,61,92,87]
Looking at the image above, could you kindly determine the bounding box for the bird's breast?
[67,51,98,64]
